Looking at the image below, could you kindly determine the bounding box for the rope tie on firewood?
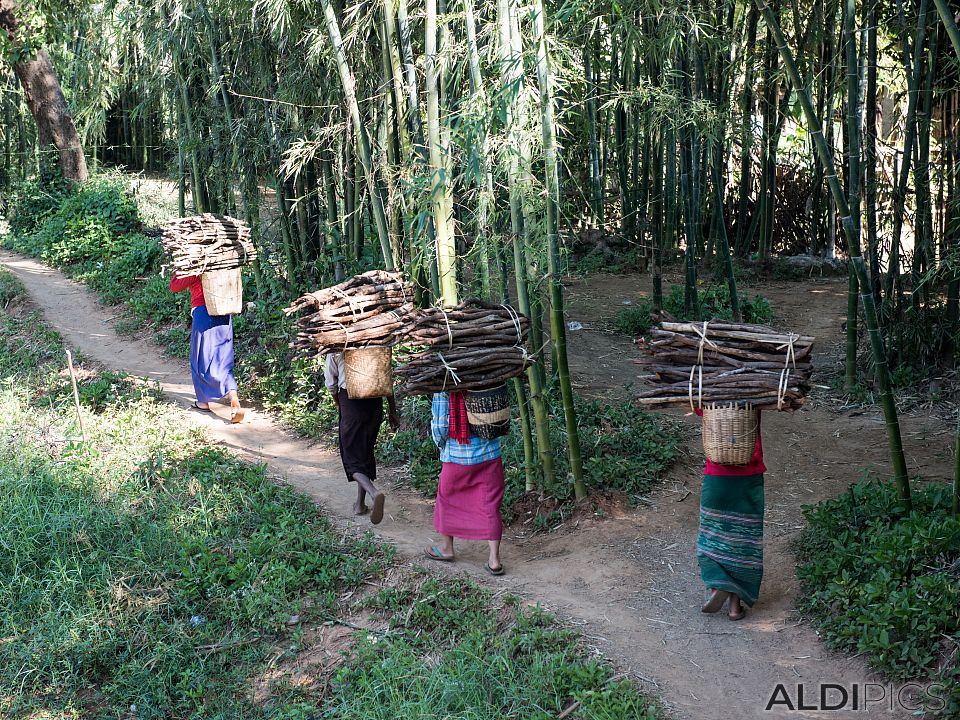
[440,307,454,350]
[691,321,718,366]
[686,321,715,412]
[776,333,798,411]
[437,351,462,391]
[332,287,362,319]
[502,303,523,346]
[688,364,704,413]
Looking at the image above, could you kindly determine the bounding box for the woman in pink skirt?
[424,391,505,575]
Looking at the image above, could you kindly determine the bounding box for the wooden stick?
[65,349,87,443]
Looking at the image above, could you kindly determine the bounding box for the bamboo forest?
[0,0,959,716]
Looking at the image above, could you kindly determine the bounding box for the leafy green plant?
[664,283,774,324]
[614,300,655,336]
[796,480,960,686]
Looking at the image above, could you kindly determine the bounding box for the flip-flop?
[369,492,385,525]
[701,590,730,614]
[424,546,455,562]
[484,562,505,576]
[728,606,747,621]
[191,402,211,412]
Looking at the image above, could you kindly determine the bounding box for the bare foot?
[701,589,730,614]
[728,595,746,621]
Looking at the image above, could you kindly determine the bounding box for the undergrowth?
[795,479,960,717]
[0,267,662,718]
[612,284,774,340]
[2,173,682,518]
[382,387,681,517]
[663,283,774,325]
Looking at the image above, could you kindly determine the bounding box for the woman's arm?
[430,393,449,449]
[169,273,197,294]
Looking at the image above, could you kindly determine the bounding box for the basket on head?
[701,402,759,466]
[201,268,243,316]
[344,346,394,399]
[464,385,510,439]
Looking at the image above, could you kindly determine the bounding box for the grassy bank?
[795,481,960,716]
[0,268,662,718]
[1,173,682,511]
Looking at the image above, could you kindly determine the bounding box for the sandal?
[191,402,211,412]
[369,492,385,525]
[701,590,730,614]
[728,604,747,621]
[484,562,505,577]
[424,546,455,562]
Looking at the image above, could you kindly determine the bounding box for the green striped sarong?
[696,473,764,607]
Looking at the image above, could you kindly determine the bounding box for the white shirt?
[324,352,347,391]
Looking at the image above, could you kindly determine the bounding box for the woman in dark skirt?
[325,352,399,524]
[170,272,244,423]
[696,409,765,621]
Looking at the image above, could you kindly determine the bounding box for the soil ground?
[2,249,953,720]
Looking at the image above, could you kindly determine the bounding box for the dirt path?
[3,250,949,719]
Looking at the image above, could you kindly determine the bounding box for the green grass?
[795,479,960,716]
[0,268,663,719]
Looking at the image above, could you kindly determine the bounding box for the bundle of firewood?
[160,214,256,274]
[396,300,531,394]
[634,321,815,411]
[284,270,414,356]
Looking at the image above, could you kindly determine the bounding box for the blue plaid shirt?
[431,392,502,465]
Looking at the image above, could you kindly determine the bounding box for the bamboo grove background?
[2,0,960,503]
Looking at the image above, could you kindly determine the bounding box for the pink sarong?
[434,458,505,541]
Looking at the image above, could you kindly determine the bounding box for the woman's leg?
[728,593,746,621]
[227,389,244,422]
[487,540,502,571]
[425,535,456,561]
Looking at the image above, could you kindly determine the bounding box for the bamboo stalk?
[754,0,912,509]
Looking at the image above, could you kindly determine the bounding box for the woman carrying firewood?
[695,408,765,621]
[169,272,244,423]
[424,391,505,575]
[325,351,400,524]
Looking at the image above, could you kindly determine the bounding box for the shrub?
[7,177,141,267]
[614,300,655,336]
[796,480,960,692]
[664,283,774,324]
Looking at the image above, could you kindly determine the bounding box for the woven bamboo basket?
[344,346,394,399]
[701,402,759,466]
[201,268,243,316]
[465,385,511,439]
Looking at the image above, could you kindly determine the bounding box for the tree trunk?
[0,0,88,182]
[754,0,912,510]
[533,0,586,500]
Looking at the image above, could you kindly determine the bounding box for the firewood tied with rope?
[160,214,257,274]
[284,270,414,357]
[396,299,532,395]
[634,321,815,411]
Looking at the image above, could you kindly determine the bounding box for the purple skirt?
[434,458,505,541]
[190,305,238,403]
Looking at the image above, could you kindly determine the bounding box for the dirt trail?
[3,250,950,719]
